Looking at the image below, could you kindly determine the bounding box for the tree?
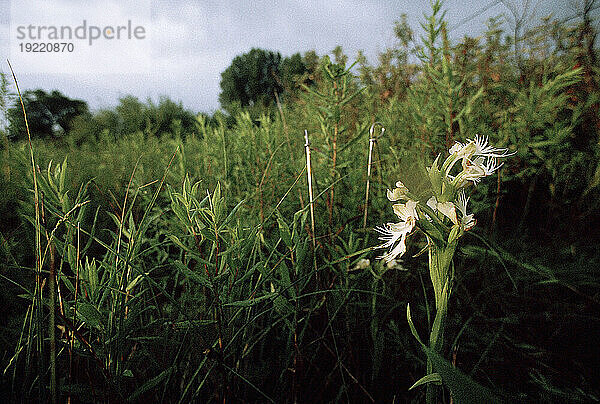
[71,96,198,143]
[145,97,197,137]
[7,89,88,140]
[279,52,310,100]
[219,48,309,112]
[219,48,283,112]
[115,95,146,135]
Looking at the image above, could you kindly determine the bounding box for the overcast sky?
[0,1,590,114]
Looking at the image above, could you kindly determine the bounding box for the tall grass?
[2,105,599,403]
[1,2,600,402]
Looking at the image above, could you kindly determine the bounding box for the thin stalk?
[221,124,228,179]
[69,222,81,404]
[39,192,57,404]
[274,90,293,158]
[215,303,226,404]
[287,244,300,404]
[109,158,139,376]
[363,139,375,229]
[48,237,56,404]
[425,243,454,404]
[256,154,265,222]
[8,60,44,402]
[207,189,227,403]
[518,170,539,233]
[363,123,385,229]
[55,310,110,380]
[304,130,317,278]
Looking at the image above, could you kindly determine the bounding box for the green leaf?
[222,198,245,227]
[59,156,67,193]
[126,274,143,292]
[46,160,58,193]
[174,260,212,289]
[339,86,365,107]
[85,257,99,300]
[170,320,216,329]
[422,345,505,404]
[291,209,307,242]
[279,261,294,297]
[409,373,442,390]
[337,129,367,153]
[171,203,191,228]
[406,303,424,346]
[182,175,189,201]
[212,183,222,217]
[272,295,294,332]
[168,234,189,251]
[77,302,105,331]
[276,212,293,249]
[59,272,76,294]
[224,292,276,307]
[128,367,173,402]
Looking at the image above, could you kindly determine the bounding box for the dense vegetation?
[1,2,599,402]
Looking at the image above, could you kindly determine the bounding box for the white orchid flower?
[376,136,511,265]
[393,199,418,221]
[444,135,513,188]
[387,181,411,202]
[452,155,505,187]
[455,190,476,230]
[386,259,408,271]
[472,135,514,159]
[375,199,418,262]
[450,135,512,161]
[427,196,458,224]
[375,221,411,262]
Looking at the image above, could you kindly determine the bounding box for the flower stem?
[426,241,453,404]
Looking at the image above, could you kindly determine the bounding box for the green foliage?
[301,54,366,232]
[219,48,309,115]
[219,48,284,113]
[68,96,197,143]
[7,89,88,140]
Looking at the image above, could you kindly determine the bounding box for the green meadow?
[1,2,599,402]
